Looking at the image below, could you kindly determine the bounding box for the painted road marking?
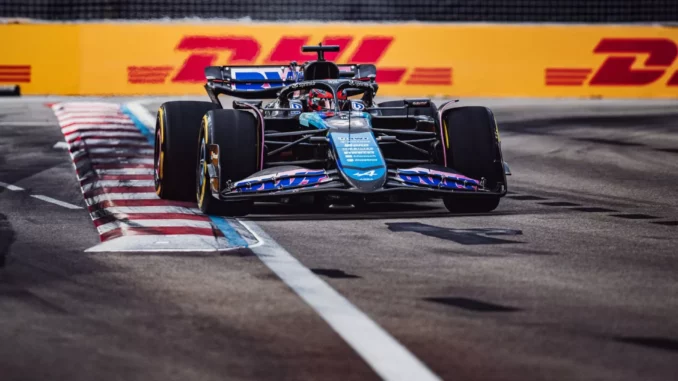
[30,195,83,210]
[53,141,69,150]
[2,180,83,209]
[0,181,24,191]
[52,101,257,251]
[241,221,442,381]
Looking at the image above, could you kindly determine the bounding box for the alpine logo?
[355,170,377,177]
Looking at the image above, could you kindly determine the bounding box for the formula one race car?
[154,44,510,216]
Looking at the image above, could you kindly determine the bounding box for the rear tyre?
[197,109,259,216]
[441,106,505,213]
[154,101,219,201]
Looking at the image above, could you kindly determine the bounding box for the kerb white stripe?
[72,147,154,156]
[81,179,155,192]
[97,219,214,234]
[61,125,139,134]
[85,235,241,253]
[91,206,203,219]
[53,103,120,111]
[85,168,154,176]
[59,118,134,127]
[68,138,150,147]
[80,158,152,165]
[54,110,124,117]
[85,192,159,205]
[240,221,442,381]
[66,131,142,141]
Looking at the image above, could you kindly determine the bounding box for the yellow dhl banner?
[1,23,678,98]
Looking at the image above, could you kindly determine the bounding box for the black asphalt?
[1,97,677,381]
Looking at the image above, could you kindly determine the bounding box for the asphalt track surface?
[1,96,678,381]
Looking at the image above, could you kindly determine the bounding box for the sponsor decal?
[290,101,302,115]
[0,65,31,83]
[351,101,365,110]
[126,35,452,88]
[5,24,678,97]
[233,169,330,193]
[230,67,286,90]
[331,131,386,181]
[405,68,452,86]
[546,38,678,87]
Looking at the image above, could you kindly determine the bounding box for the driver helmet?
[307,89,348,111]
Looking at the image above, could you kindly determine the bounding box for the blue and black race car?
[153,44,510,216]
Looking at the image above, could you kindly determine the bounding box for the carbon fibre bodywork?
[198,44,508,209]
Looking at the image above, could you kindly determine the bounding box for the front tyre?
[154,101,219,201]
[196,109,259,216]
[441,106,505,213]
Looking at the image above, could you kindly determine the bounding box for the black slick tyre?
[154,101,219,201]
[197,109,258,216]
[441,106,504,213]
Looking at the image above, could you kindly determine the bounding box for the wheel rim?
[154,126,163,191]
[196,134,207,205]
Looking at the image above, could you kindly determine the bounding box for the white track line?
[30,195,83,209]
[0,181,24,191]
[241,221,442,381]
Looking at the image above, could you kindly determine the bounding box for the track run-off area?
[1,96,678,381]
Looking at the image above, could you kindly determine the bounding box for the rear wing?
[204,64,378,102]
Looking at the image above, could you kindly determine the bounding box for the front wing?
[216,168,506,202]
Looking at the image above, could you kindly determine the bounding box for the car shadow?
[243,202,522,222]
